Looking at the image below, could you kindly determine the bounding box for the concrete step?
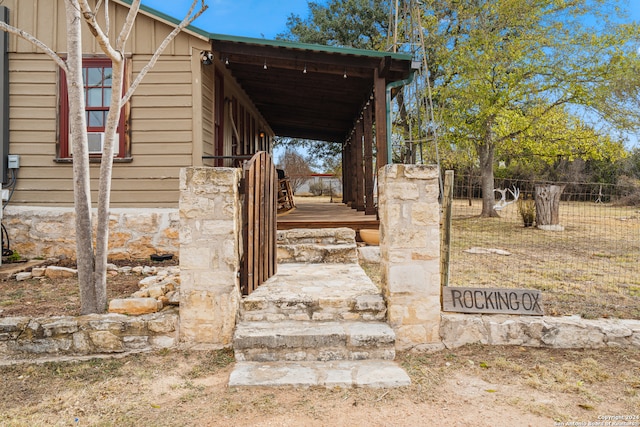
[234,320,396,362]
[240,263,386,322]
[277,228,358,264]
[229,360,411,388]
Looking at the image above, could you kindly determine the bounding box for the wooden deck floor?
[277,199,379,231]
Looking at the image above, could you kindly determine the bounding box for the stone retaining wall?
[3,206,179,260]
[0,309,178,360]
[440,313,640,349]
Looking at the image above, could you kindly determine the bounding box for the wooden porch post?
[363,106,376,215]
[344,137,354,206]
[374,68,388,168]
[342,142,348,204]
[349,133,358,208]
[354,117,365,211]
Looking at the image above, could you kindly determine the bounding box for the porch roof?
[210,34,415,142]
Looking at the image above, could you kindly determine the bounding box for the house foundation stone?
[3,206,180,260]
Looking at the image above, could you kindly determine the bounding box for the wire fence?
[444,174,640,319]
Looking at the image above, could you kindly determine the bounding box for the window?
[58,58,129,160]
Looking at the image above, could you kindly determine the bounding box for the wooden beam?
[213,40,409,73]
[374,68,388,167]
[342,144,347,204]
[354,116,364,211]
[344,138,353,205]
[350,134,357,208]
[363,106,375,215]
[378,56,392,78]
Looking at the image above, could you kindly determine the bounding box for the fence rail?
[442,173,640,319]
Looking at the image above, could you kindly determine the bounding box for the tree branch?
[0,22,67,71]
[77,0,121,61]
[116,0,140,52]
[122,0,208,104]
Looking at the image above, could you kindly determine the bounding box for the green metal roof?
[115,0,415,142]
[208,33,413,61]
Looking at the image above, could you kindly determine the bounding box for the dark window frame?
[58,57,130,161]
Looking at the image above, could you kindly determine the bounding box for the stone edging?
[0,309,178,361]
[440,313,640,349]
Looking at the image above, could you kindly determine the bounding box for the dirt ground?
[0,258,175,318]
[0,345,638,426]
[0,257,638,425]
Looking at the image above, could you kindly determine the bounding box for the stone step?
[240,263,386,322]
[277,228,358,264]
[234,320,396,362]
[229,360,411,388]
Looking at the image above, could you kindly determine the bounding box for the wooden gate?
[240,151,278,295]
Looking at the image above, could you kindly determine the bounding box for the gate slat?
[241,151,277,295]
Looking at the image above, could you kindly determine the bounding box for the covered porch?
[276,197,379,233]
[208,34,415,218]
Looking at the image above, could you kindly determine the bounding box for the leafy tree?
[278,0,390,50]
[282,0,640,218]
[0,0,206,313]
[419,0,639,216]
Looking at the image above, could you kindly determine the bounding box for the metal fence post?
[441,170,454,296]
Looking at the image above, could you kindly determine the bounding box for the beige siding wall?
[4,0,273,207]
[4,0,211,207]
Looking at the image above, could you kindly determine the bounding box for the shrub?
[517,197,536,227]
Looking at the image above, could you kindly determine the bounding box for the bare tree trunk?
[93,57,124,312]
[535,184,566,230]
[65,2,97,314]
[478,142,498,217]
[479,116,499,217]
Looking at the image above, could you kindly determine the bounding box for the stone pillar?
[179,167,242,348]
[378,164,441,351]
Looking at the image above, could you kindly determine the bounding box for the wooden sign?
[443,287,543,316]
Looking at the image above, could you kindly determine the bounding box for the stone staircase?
[229,228,411,388]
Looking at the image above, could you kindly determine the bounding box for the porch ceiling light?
[263,59,268,70]
[200,51,213,65]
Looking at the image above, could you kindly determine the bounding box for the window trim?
[58,57,130,160]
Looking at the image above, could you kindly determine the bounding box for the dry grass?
[448,199,640,319]
[0,346,637,426]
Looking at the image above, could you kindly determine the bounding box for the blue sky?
[143,0,640,39]
[141,0,313,39]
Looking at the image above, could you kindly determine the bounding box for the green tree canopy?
[278,0,390,50]
[280,0,640,216]
[419,0,639,215]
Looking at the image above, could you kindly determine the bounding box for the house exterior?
[2,0,273,208]
[0,0,414,259]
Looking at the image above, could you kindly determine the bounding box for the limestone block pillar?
[378,164,441,351]
[179,167,242,347]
